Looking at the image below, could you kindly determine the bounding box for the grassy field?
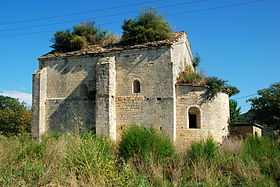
[0,127,279,186]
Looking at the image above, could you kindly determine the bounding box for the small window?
[133,80,140,93]
[188,107,201,129]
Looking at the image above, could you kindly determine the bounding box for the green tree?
[229,99,241,124]
[121,7,173,45]
[51,21,114,52]
[0,96,32,136]
[248,82,280,130]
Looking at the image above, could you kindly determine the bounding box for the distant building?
[229,123,263,138]
[32,32,230,144]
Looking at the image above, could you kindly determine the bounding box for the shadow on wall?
[46,56,98,132]
[45,47,167,134]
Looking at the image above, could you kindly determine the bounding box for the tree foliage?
[229,99,241,124]
[121,7,173,45]
[51,21,115,52]
[248,82,280,130]
[0,96,31,136]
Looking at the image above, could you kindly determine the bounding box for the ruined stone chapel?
[32,32,230,144]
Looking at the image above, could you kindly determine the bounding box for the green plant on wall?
[177,65,205,85]
[192,53,201,72]
[177,66,239,99]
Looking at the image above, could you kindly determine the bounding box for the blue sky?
[0,0,279,113]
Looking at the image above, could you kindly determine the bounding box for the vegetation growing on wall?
[121,7,173,45]
[50,7,174,52]
[51,21,115,52]
[192,53,201,72]
[177,65,239,98]
[0,96,31,136]
[177,65,206,85]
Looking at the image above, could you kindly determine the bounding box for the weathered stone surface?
[32,32,231,144]
[176,85,230,145]
[32,68,47,139]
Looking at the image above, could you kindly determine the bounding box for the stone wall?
[176,85,229,145]
[32,68,47,138]
[32,32,232,144]
[96,57,116,140]
[114,46,179,140]
[229,124,262,137]
[36,55,99,133]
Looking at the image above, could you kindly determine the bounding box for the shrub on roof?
[50,21,115,52]
[177,65,239,98]
[121,7,173,45]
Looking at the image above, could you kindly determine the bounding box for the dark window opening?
[133,80,140,93]
[157,98,162,101]
[188,107,201,129]
[189,114,197,128]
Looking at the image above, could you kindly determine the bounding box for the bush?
[118,125,175,161]
[205,76,228,97]
[177,65,206,85]
[121,7,173,45]
[0,96,31,136]
[51,21,115,52]
[186,138,218,162]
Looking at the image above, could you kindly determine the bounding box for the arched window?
[133,80,140,93]
[188,107,201,129]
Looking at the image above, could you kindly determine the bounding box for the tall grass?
[0,128,279,186]
[118,125,175,161]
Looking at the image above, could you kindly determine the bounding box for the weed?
[118,125,175,161]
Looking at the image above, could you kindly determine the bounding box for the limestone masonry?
[32,32,231,144]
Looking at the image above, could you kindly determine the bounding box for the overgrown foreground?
[0,127,279,186]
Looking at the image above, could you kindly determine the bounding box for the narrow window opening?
[157,98,162,101]
[133,80,140,93]
[188,107,201,129]
[189,114,197,128]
